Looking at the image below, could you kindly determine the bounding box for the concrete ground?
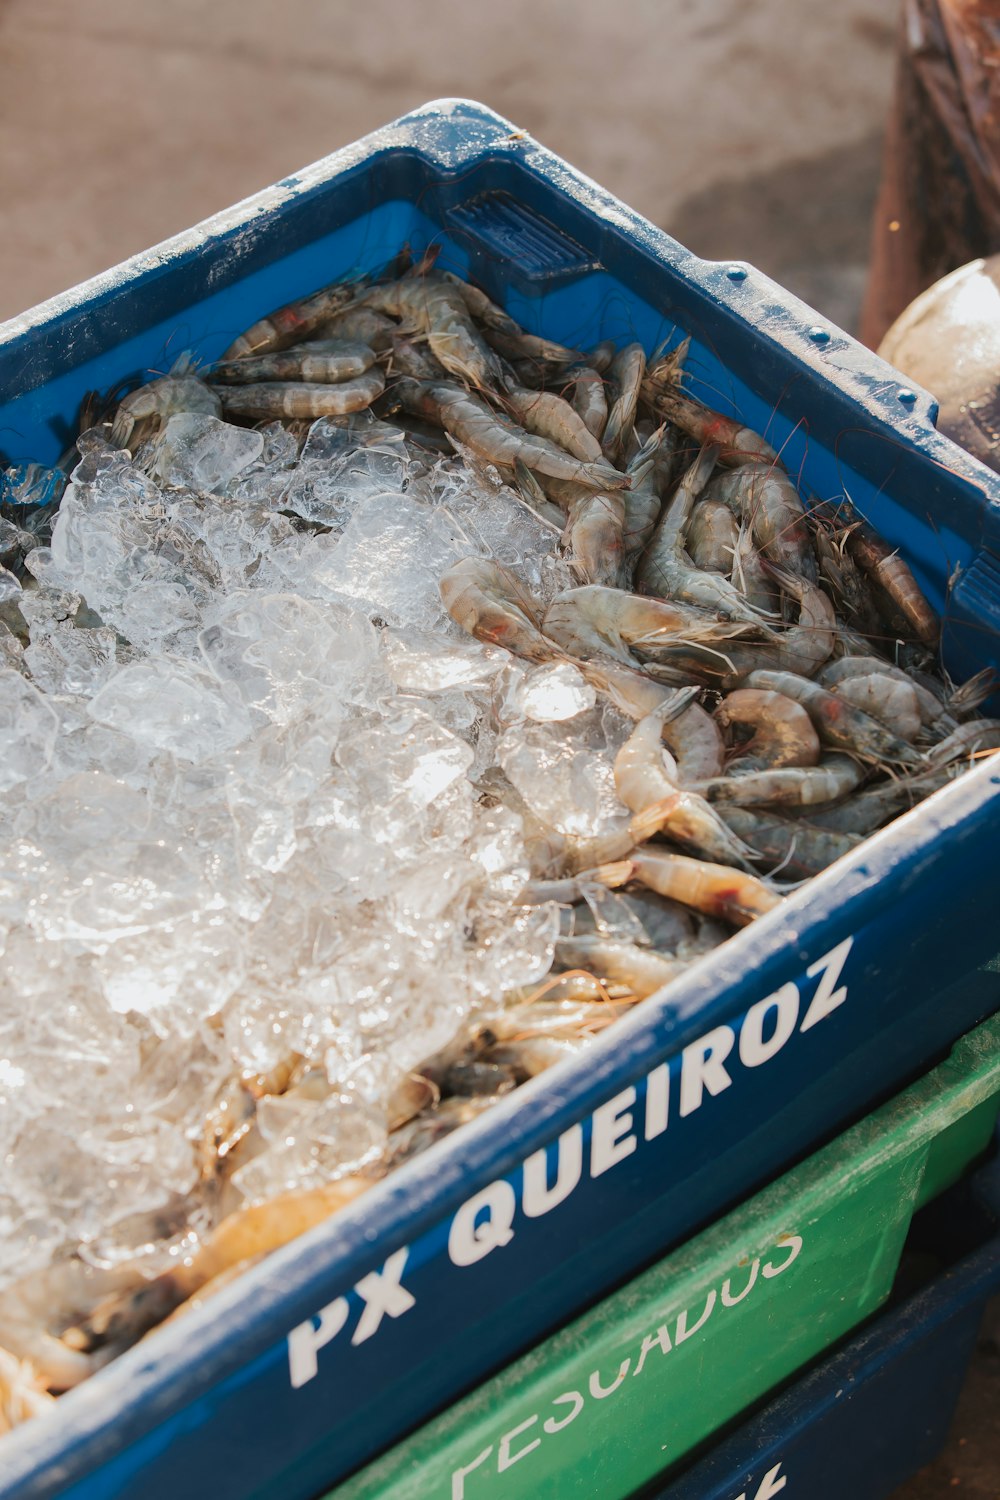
[0,1,995,1494]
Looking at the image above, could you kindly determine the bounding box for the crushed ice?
[0,411,610,1289]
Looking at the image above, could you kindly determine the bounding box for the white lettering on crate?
[733,1463,788,1500]
[286,1248,415,1388]
[448,1239,802,1497]
[286,937,853,1388]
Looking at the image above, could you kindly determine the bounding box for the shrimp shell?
[613,700,756,869]
[564,488,628,588]
[628,848,781,926]
[832,674,922,745]
[504,386,605,463]
[837,502,939,645]
[717,807,862,878]
[659,693,726,781]
[318,304,396,351]
[365,276,507,391]
[210,339,376,385]
[602,343,646,461]
[694,754,866,809]
[924,720,1000,768]
[401,380,628,489]
[217,370,385,421]
[818,655,945,726]
[221,282,358,360]
[110,357,222,450]
[553,935,685,998]
[745,668,923,765]
[707,464,817,582]
[642,382,780,468]
[687,499,739,574]
[0,1346,55,1432]
[440,557,557,665]
[569,365,609,439]
[807,768,954,834]
[715,689,821,770]
[638,445,780,630]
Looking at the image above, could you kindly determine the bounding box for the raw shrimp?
[614,698,756,867]
[210,339,376,386]
[602,343,646,461]
[515,864,634,907]
[924,720,1000,768]
[440,557,557,665]
[761,581,831,676]
[553,935,686,998]
[387,1098,499,1167]
[364,274,506,391]
[638,445,780,628]
[388,332,450,382]
[946,666,996,719]
[832,674,922,744]
[707,464,817,581]
[730,520,780,616]
[64,1177,371,1357]
[387,1072,440,1131]
[834,498,939,645]
[0,1258,153,1389]
[443,276,581,369]
[110,355,222,451]
[745,668,923,765]
[694,754,866,809]
[542,584,768,672]
[687,498,738,574]
[488,998,634,1038]
[658,690,726,781]
[0,1347,55,1433]
[502,972,634,1006]
[621,427,668,579]
[628,848,782,926]
[564,488,628,587]
[399,380,628,488]
[221,281,360,360]
[551,799,706,877]
[217,370,385,421]
[318,304,396,351]
[807,500,883,636]
[607,887,698,950]
[818,655,945,726]
[577,655,685,719]
[807,768,954,835]
[569,365,608,439]
[717,807,862,878]
[642,378,780,467]
[587,340,618,374]
[486,1037,591,1076]
[715,689,821,770]
[504,386,605,463]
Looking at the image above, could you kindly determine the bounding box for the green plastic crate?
[332,1014,1000,1500]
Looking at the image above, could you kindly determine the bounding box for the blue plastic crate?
[653,1140,1000,1500]
[1,100,999,1499]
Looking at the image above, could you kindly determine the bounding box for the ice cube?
[88,659,252,761]
[506,661,596,722]
[0,669,58,789]
[150,413,264,492]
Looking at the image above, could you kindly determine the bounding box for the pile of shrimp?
[1,248,997,1432]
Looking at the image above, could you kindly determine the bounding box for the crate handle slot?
[446,191,600,291]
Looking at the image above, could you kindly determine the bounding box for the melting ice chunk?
[0,669,58,790]
[150,414,264,492]
[507,661,595,722]
[88,659,252,760]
